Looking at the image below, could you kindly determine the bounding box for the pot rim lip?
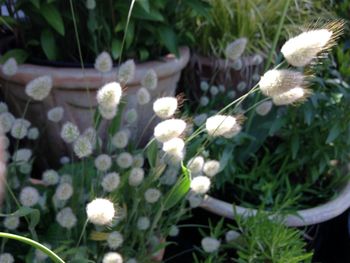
[200,180,350,227]
[0,47,190,89]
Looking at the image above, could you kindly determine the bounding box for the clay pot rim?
[200,180,350,227]
[0,47,190,89]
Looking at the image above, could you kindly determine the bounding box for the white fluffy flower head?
[141,69,158,90]
[272,87,309,106]
[56,207,77,229]
[42,169,59,185]
[125,108,138,124]
[10,119,29,139]
[27,127,39,140]
[190,176,211,194]
[99,105,117,120]
[128,168,144,186]
[117,152,133,169]
[144,188,161,203]
[0,112,14,133]
[95,154,112,172]
[3,216,19,230]
[55,183,74,201]
[103,252,123,263]
[154,119,186,143]
[2,58,18,76]
[19,186,40,207]
[255,101,273,116]
[153,97,178,119]
[225,38,248,61]
[0,253,14,263]
[201,237,221,253]
[12,148,32,163]
[112,129,130,149]
[118,59,135,84]
[102,172,120,192]
[73,136,93,158]
[86,198,115,225]
[107,231,124,249]
[137,216,150,230]
[162,137,185,164]
[47,107,64,122]
[137,87,151,105]
[86,0,96,10]
[187,156,204,175]
[97,82,122,109]
[61,122,79,143]
[206,115,241,138]
[94,51,113,73]
[203,160,220,178]
[25,75,52,101]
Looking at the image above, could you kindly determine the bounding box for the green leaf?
[30,0,40,8]
[146,140,158,168]
[40,29,57,61]
[40,4,65,35]
[162,165,190,211]
[132,5,164,21]
[326,123,341,144]
[291,134,299,160]
[0,207,40,229]
[108,101,126,136]
[158,26,179,56]
[111,39,122,60]
[139,48,149,61]
[137,0,150,12]
[0,49,28,64]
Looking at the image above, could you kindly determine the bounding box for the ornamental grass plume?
[19,186,40,207]
[141,69,158,90]
[94,51,113,73]
[42,169,59,185]
[281,20,344,67]
[2,58,18,76]
[61,121,79,143]
[153,97,178,119]
[272,87,310,106]
[97,82,122,109]
[187,156,204,175]
[255,101,273,116]
[137,87,151,105]
[56,207,77,229]
[73,136,93,158]
[47,107,64,122]
[54,183,73,201]
[99,105,117,120]
[203,160,220,178]
[205,115,241,138]
[3,216,19,230]
[112,129,130,149]
[102,252,123,263]
[201,237,221,253]
[137,216,150,230]
[144,188,161,203]
[190,175,211,194]
[225,37,248,61]
[102,172,121,192]
[0,253,14,263]
[118,59,135,84]
[128,168,144,186]
[25,75,52,101]
[94,154,112,172]
[153,119,187,143]
[107,231,124,249]
[116,152,133,169]
[86,198,115,225]
[162,137,185,164]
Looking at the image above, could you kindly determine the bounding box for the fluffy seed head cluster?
[112,130,130,149]
[99,105,117,120]
[225,38,248,61]
[25,75,52,101]
[55,183,73,201]
[190,175,211,194]
[42,169,59,185]
[101,172,120,192]
[118,59,135,84]
[225,230,240,242]
[193,113,207,127]
[153,97,178,119]
[200,96,209,106]
[86,0,96,10]
[73,136,93,158]
[2,58,18,76]
[259,69,306,97]
[56,207,77,229]
[86,198,115,225]
[137,87,151,105]
[47,107,64,122]
[144,188,161,203]
[95,154,112,172]
[0,112,14,133]
[203,160,220,177]
[27,127,39,140]
[169,225,180,237]
[200,81,209,92]
[107,231,124,249]
[97,82,122,109]
[0,102,8,113]
[19,186,40,207]
[141,69,158,90]
[162,137,185,164]
[272,87,309,106]
[128,168,144,186]
[117,152,133,169]
[35,243,51,261]
[206,115,241,138]
[154,119,186,143]
[125,109,138,124]
[255,101,273,116]
[160,168,178,186]
[137,216,150,230]
[210,86,219,96]
[83,127,99,148]
[61,122,79,143]
[12,148,32,163]
[201,237,221,253]
[187,156,204,175]
[10,119,29,139]
[102,252,123,263]
[133,154,144,168]
[0,253,14,263]
[94,51,113,73]
[3,216,19,230]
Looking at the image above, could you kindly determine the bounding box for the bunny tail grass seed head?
[94,51,113,73]
[56,207,77,229]
[203,160,220,178]
[137,87,151,105]
[225,37,248,61]
[281,20,344,67]
[99,105,117,120]
[153,97,178,119]
[118,59,135,84]
[86,198,115,225]
[97,82,122,109]
[0,253,14,263]
[137,216,150,230]
[47,107,64,122]
[0,112,14,133]
[272,87,311,106]
[102,252,123,263]
[2,58,18,76]
[154,119,187,143]
[112,129,130,149]
[25,75,52,101]
[190,175,211,194]
[116,152,133,169]
[55,183,73,201]
[19,186,40,207]
[205,115,241,138]
[42,169,59,185]
[144,188,161,203]
[86,0,96,10]
[162,137,185,164]
[141,69,158,90]
[73,136,93,158]
[3,216,19,230]
[61,122,79,143]
[102,172,120,192]
[107,231,124,249]
[255,101,273,116]
[128,168,144,187]
[95,154,112,172]
[259,69,306,97]
[187,156,204,175]
[201,237,221,253]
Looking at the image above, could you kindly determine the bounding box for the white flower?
[132,154,144,168]
[225,38,248,61]
[210,86,219,96]
[83,127,99,148]
[232,58,243,70]
[0,253,14,263]
[160,168,178,186]
[86,198,115,225]
[25,75,52,101]
[12,148,32,163]
[169,225,179,237]
[137,216,150,230]
[126,259,137,263]
[154,119,186,143]
[95,154,112,172]
[35,243,51,261]
[116,152,133,169]
[259,69,306,97]
[60,156,70,165]
[2,58,17,76]
[228,90,236,99]
[3,216,19,230]
[272,87,309,106]
[19,186,40,207]
[0,103,8,114]
[102,252,123,263]
[193,113,207,126]
[162,137,185,164]
[201,237,220,253]
[55,183,73,201]
[190,176,211,194]
[27,127,39,140]
[56,207,77,229]
[200,96,209,106]
[0,112,14,133]
[141,69,158,90]
[102,172,120,192]
[203,160,220,178]
[125,109,138,124]
[137,87,151,105]
[99,105,117,120]
[118,59,135,84]
[237,81,247,92]
[42,169,59,185]
[252,54,263,65]
[97,82,122,109]
[144,188,161,203]
[153,97,178,119]
[10,119,29,139]
[225,230,240,242]
[73,136,93,158]
[107,231,124,249]
[112,130,130,149]
[252,73,260,82]
[86,0,96,10]
[200,81,209,92]
[61,122,79,143]
[187,156,204,175]
[255,101,273,116]
[128,168,144,186]
[205,115,241,138]
[95,51,113,73]
[219,85,225,93]
[19,163,32,174]
[47,107,64,122]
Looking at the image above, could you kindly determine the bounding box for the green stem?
[0,232,65,263]
[76,219,88,248]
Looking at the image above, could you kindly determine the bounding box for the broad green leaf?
[0,49,28,64]
[326,123,341,144]
[139,48,149,61]
[158,26,179,56]
[132,5,164,21]
[30,0,40,8]
[146,140,158,168]
[111,39,122,60]
[40,4,65,35]
[40,29,57,61]
[163,165,190,211]
[137,0,150,12]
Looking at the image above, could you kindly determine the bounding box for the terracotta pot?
[0,47,190,167]
[200,180,350,227]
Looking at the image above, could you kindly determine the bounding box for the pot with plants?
[0,0,216,166]
[184,20,350,228]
